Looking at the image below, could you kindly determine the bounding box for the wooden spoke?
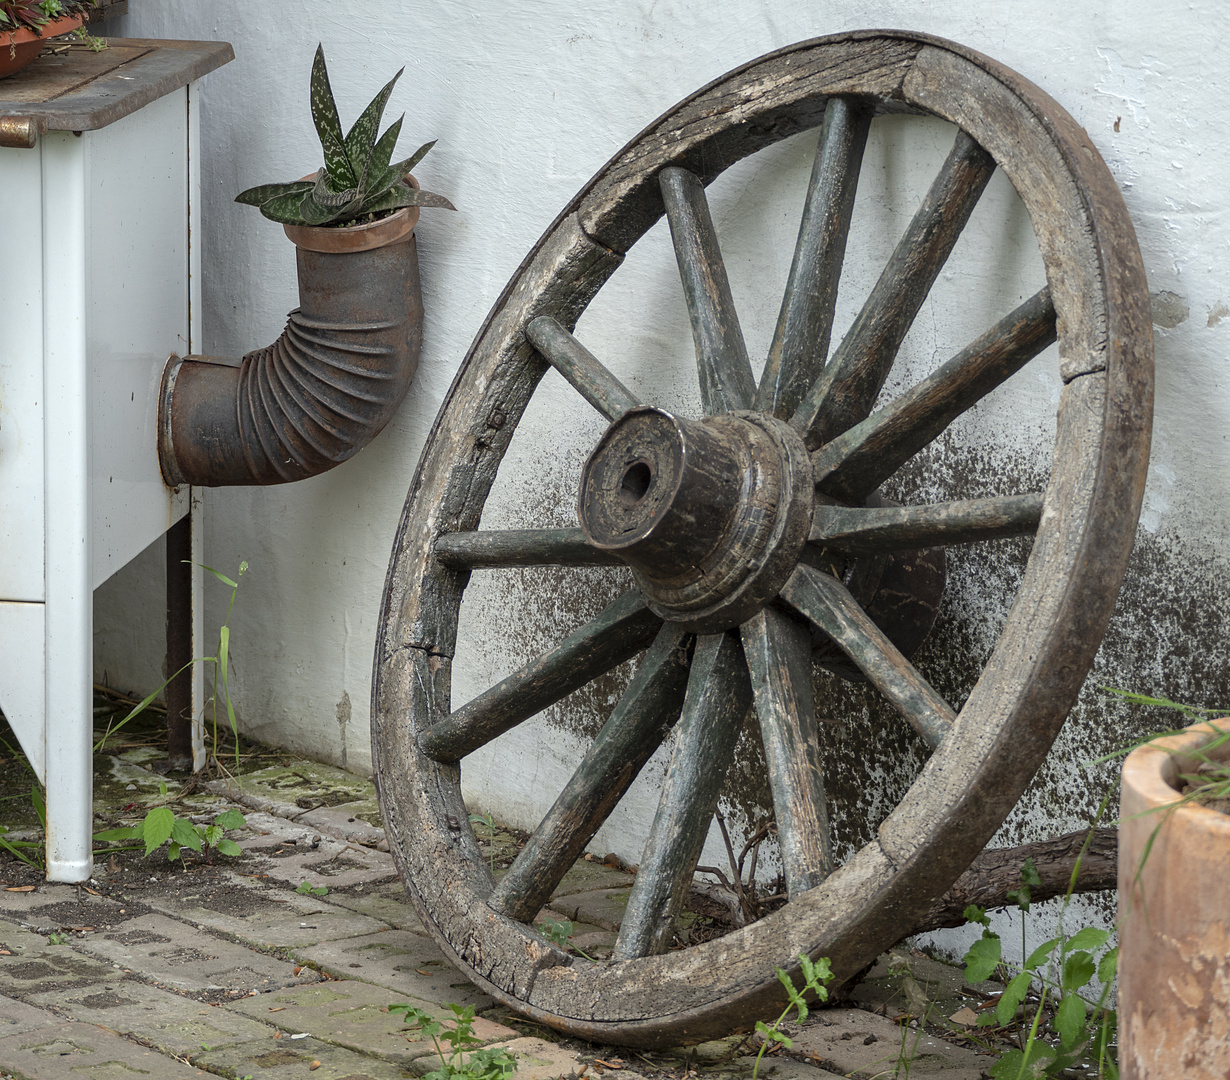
[741,607,832,896]
[435,528,622,570]
[810,494,1043,554]
[780,565,954,748]
[792,130,997,449]
[418,591,661,762]
[612,631,752,959]
[813,289,1057,500]
[755,97,874,420]
[489,625,694,922]
[659,166,757,414]
[526,316,641,422]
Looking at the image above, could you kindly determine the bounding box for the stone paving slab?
[30,979,274,1058]
[547,888,630,932]
[322,881,427,933]
[0,1020,204,1079]
[0,885,118,917]
[785,1008,994,1079]
[194,1033,414,1079]
[231,809,321,844]
[0,993,60,1038]
[243,831,399,891]
[224,978,517,1065]
[551,859,636,898]
[0,920,121,1000]
[290,930,494,1008]
[73,912,319,993]
[299,803,387,848]
[141,870,389,947]
[730,1057,846,1080]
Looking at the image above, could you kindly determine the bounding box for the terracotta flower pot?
[0,14,84,81]
[281,173,422,253]
[1118,718,1230,1079]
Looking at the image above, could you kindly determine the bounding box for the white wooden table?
[0,39,232,880]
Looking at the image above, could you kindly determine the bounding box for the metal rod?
[165,514,193,770]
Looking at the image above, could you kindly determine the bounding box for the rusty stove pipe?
[158,226,423,487]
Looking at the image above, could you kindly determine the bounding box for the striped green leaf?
[310,45,355,187]
[255,190,315,225]
[344,66,403,179]
[368,115,404,184]
[359,184,457,217]
[235,181,313,207]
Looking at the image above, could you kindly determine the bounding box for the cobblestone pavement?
[0,745,1001,1079]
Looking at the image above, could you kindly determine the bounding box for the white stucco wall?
[92,1,1230,962]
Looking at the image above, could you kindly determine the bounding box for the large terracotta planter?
[0,14,84,81]
[1118,718,1230,1079]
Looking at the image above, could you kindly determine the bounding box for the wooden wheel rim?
[373,30,1152,1046]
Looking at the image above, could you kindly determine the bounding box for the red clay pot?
[1118,718,1230,1079]
[0,14,84,81]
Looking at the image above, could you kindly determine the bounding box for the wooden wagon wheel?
[373,30,1152,1047]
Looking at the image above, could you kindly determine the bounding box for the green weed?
[93,783,246,865]
[535,915,597,962]
[95,560,248,776]
[388,1002,517,1080]
[295,881,328,896]
[961,832,1118,1079]
[752,954,834,1080]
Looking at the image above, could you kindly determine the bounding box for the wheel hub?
[577,406,813,633]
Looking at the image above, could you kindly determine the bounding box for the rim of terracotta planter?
[0,13,85,81]
[282,173,421,253]
[1121,718,1230,824]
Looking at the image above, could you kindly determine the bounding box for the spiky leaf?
[371,139,437,195]
[343,66,403,179]
[358,185,456,217]
[254,190,316,225]
[309,45,356,188]
[367,115,404,186]
[298,193,350,226]
[235,181,313,207]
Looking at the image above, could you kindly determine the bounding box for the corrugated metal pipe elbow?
[159,213,423,487]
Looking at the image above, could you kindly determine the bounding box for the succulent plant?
[236,45,455,228]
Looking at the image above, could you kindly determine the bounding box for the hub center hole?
[619,460,653,508]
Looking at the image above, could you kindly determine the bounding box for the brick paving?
[0,752,999,1080]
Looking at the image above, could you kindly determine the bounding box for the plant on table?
[236,45,455,228]
[388,1002,516,1080]
[0,0,98,34]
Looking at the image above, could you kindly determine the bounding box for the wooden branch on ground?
[905,827,1117,937]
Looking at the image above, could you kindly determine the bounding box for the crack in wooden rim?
[371,29,1153,1046]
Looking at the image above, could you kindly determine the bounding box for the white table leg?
[42,131,92,883]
